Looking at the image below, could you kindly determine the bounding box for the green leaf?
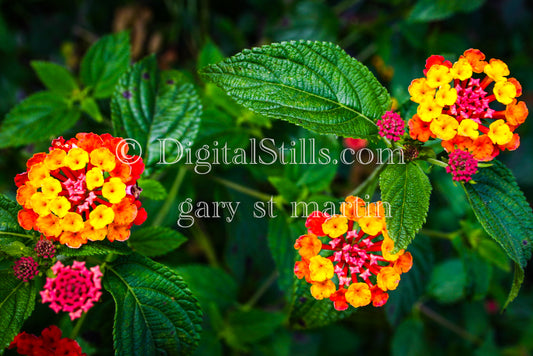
[103,253,202,356]
[0,91,81,148]
[0,239,30,258]
[80,97,103,122]
[289,276,354,329]
[266,211,298,295]
[80,31,131,98]
[30,61,78,96]
[0,272,37,353]
[128,226,187,257]
[138,178,168,200]
[111,56,202,172]
[464,160,533,307]
[175,264,237,310]
[0,195,24,233]
[427,258,467,303]
[197,40,224,70]
[409,0,486,22]
[200,41,390,139]
[224,309,285,348]
[56,240,132,257]
[391,318,428,356]
[268,177,300,202]
[380,162,431,250]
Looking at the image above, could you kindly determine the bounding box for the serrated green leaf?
[128,226,187,257]
[380,162,431,250]
[175,264,237,311]
[427,258,467,303]
[138,178,168,200]
[30,61,78,96]
[409,0,486,22]
[56,240,131,257]
[80,31,131,98]
[289,276,354,329]
[80,97,103,122]
[0,195,24,234]
[111,56,202,172]
[266,211,298,295]
[200,41,390,139]
[0,91,81,148]
[103,253,202,356]
[0,272,37,353]
[464,160,533,307]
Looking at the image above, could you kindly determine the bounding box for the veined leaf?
[224,309,285,349]
[0,195,24,233]
[0,91,80,148]
[111,56,201,172]
[464,160,533,307]
[103,253,202,356]
[31,61,78,96]
[409,0,486,22]
[128,226,187,257]
[0,272,38,353]
[80,31,131,98]
[200,40,390,139]
[380,162,431,250]
[56,240,131,257]
[138,178,168,200]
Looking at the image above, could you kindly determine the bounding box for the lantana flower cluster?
[40,261,102,320]
[408,49,528,161]
[9,325,86,356]
[15,133,147,248]
[294,196,413,310]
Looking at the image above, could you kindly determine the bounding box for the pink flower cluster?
[446,149,478,182]
[40,261,102,320]
[34,238,56,259]
[377,111,405,141]
[13,257,39,282]
[450,78,494,121]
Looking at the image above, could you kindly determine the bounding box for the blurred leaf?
[409,0,486,22]
[0,271,37,353]
[386,235,434,325]
[0,91,80,148]
[464,160,533,307]
[138,178,168,200]
[224,309,285,349]
[56,240,131,256]
[197,40,225,70]
[0,239,30,258]
[476,238,511,272]
[391,317,428,356]
[0,195,24,233]
[427,259,466,303]
[380,162,431,250]
[80,31,131,98]
[111,56,201,172]
[201,41,390,139]
[453,237,492,300]
[103,253,202,356]
[176,264,238,310]
[252,329,291,356]
[30,61,78,96]
[80,97,103,122]
[269,177,300,202]
[267,211,298,296]
[129,226,187,257]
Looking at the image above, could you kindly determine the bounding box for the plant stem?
[0,231,35,240]
[420,229,457,240]
[426,158,448,168]
[190,223,219,268]
[244,270,279,309]
[152,166,187,227]
[416,302,482,346]
[69,310,88,340]
[349,163,387,197]
[212,176,271,202]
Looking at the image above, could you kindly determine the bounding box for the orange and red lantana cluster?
[15,133,146,248]
[294,196,413,310]
[408,49,528,161]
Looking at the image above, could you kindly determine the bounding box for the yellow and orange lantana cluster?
[408,49,528,161]
[294,196,413,310]
[16,133,147,248]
